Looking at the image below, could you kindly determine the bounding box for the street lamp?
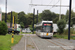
[5,0,7,23]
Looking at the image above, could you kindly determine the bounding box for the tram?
[34,21,53,38]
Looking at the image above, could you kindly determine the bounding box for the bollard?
[11,16,15,43]
[11,34,14,43]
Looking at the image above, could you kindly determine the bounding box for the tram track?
[45,39,66,50]
[24,34,75,50]
[45,39,75,50]
[25,34,39,50]
[51,39,75,50]
[30,34,39,50]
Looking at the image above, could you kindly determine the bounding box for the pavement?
[11,35,25,50]
[11,34,36,50]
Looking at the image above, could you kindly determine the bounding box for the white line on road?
[25,34,26,50]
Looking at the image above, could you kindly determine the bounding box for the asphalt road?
[12,34,75,50]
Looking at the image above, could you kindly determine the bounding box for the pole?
[14,16,15,29]
[37,10,38,23]
[5,0,7,23]
[11,16,15,43]
[10,11,12,28]
[68,0,72,40]
[59,0,61,20]
[33,9,35,34]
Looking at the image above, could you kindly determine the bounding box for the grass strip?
[53,34,75,40]
[0,34,23,50]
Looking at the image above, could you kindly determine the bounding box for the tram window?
[42,23,53,32]
[36,26,42,32]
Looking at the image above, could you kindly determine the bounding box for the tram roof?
[34,21,53,27]
[42,21,53,23]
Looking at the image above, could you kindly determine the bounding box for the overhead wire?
[44,0,54,9]
[28,0,60,13]
[50,0,60,9]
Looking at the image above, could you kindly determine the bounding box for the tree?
[65,10,75,26]
[38,13,42,22]
[53,17,59,23]
[57,20,66,34]
[20,22,24,29]
[65,10,69,22]
[53,14,59,23]
[25,13,33,25]
[41,10,52,20]
[18,11,27,26]
[40,10,58,21]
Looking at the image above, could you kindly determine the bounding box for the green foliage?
[38,13,42,22]
[40,10,58,21]
[29,25,33,32]
[63,28,74,35]
[57,19,66,34]
[0,21,8,35]
[6,12,18,23]
[2,9,75,30]
[53,34,64,38]
[53,33,75,40]
[65,10,75,26]
[53,16,59,23]
[20,22,24,29]
[26,13,33,25]
[18,11,27,26]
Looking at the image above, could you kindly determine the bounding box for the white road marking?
[25,34,26,50]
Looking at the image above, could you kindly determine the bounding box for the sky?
[0,0,75,14]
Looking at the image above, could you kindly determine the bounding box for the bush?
[63,28,74,35]
[0,21,8,35]
[57,19,66,34]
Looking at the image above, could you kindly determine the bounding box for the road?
[12,34,75,50]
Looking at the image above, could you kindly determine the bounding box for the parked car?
[8,28,20,34]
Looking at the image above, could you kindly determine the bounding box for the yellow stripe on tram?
[46,33,48,36]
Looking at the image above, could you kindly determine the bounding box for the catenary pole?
[10,11,12,28]
[68,0,72,40]
[37,10,38,23]
[33,8,35,34]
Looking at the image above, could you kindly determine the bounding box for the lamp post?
[5,0,7,23]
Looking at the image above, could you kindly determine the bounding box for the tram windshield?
[42,23,53,33]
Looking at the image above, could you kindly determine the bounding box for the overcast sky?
[0,0,75,14]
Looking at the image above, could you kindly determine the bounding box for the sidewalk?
[11,35,25,50]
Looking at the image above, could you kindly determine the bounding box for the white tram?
[34,21,53,38]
